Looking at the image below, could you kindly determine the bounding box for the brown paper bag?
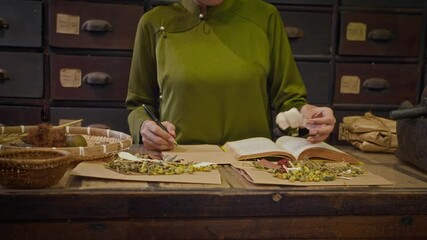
[339,112,397,153]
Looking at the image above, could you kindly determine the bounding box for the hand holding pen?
[140,104,178,151]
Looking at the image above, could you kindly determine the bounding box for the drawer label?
[340,76,360,94]
[56,13,80,35]
[60,68,82,88]
[346,22,366,41]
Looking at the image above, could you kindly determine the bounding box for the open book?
[222,136,360,164]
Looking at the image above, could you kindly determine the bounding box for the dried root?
[23,123,67,147]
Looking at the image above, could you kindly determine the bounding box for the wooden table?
[1,145,427,239]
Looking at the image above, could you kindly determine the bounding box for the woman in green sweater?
[126,0,335,150]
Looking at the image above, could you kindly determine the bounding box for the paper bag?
[339,112,397,153]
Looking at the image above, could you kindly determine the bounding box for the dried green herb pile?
[106,153,217,175]
[253,158,364,182]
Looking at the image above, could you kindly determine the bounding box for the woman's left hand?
[300,104,336,143]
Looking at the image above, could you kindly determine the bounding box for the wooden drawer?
[278,9,332,56]
[50,107,130,134]
[50,53,131,101]
[0,52,44,98]
[49,0,144,50]
[0,0,42,47]
[270,0,334,5]
[297,61,331,105]
[341,0,424,8]
[334,63,419,105]
[339,11,422,57]
[424,64,427,88]
[0,106,42,126]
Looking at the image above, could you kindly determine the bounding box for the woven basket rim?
[0,149,71,169]
[0,126,133,161]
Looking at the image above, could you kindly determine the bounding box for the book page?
[223,137,290,160]
[276,136,359,163]
[276,136,344,158]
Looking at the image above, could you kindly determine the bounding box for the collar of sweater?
[180,0,235,18]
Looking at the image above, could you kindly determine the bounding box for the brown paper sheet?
[231,161,393,187]
[171,152,237,165]
[163,144,237,165]
[164,144,224,153]
[71,161,222,185]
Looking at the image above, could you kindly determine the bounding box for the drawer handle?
[83,72,112,85]
[286,26,304,39]
[0,18,8,29]
[82,19,113,32]
[362,78,389,90]
[0,69,10,81]
[368,29,393,41]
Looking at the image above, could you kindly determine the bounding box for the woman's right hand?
[140,120,177,151]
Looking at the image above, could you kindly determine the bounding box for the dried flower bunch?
[23,123,67,147]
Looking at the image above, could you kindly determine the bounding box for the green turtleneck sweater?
[126,0,307,144]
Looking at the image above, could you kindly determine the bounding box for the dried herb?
[1,119,83,147]
[106,153,217,175]
[23,123,67,147]
[253,158,364,182]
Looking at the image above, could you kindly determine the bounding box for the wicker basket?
[0,126,133,161]
[0,149,72,189]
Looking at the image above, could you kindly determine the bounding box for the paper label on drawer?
[56,13,80,35]
[346,22,366,41]
[340,76,360,94]
[60,68,82,88]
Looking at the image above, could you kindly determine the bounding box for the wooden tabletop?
[1,145,427,239]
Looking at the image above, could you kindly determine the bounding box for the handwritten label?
[56,13,80,35]
[346,22,366,41]
[340,76,360,94]
[60,68,82,88]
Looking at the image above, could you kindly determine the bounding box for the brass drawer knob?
[0,17,9,29]
[362,77,390,90]
[82,19,113,32]
[0,69,10,81]
[368,29,393,41]
[83,72,112,85]
[286,26,304,39]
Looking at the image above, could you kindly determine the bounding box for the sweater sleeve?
[267,7,307,113]
[125,15,159,143]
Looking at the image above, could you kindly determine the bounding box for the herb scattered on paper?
[253,158,364,182]
[105,152,218,175]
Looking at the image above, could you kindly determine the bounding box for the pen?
[142,104,178,146]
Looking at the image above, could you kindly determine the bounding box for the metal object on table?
[390,87,427,120]
[394,86,427,172]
